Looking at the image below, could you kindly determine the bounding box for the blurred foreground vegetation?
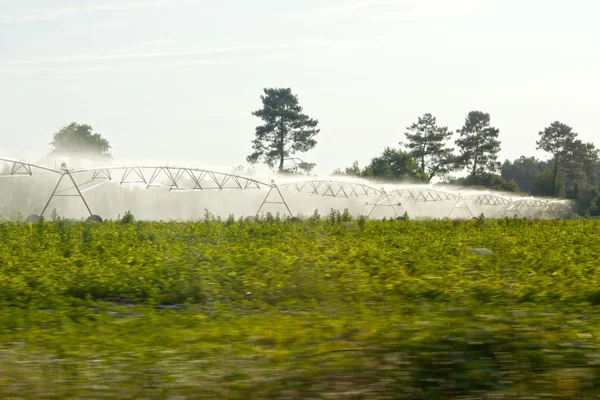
[1,214,600,398]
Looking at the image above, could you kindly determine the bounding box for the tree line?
[248,88,598,216]
[39,87,600,217]
[334,114,598,198]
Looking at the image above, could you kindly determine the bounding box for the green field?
[1,215,600,398]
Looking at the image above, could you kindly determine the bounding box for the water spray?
[0,156,574,221]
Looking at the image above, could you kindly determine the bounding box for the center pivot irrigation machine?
[0,157,573,222]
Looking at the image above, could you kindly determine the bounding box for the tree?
[582,143,600,186]
[574,185,600,217]
[331,161,361,177]
[449,173,519,193]
[563,140,599,187]
[535,121,583,196]
[402,113,456,182]
[532,168,565,197]
[455,111,501,178]
[50,122,111,158]
[362,147,424,182]
[501,156,550,194]
[247,88,320,172]
[280,160,316,176]
[346,161,362,177]
[332,149,423,182]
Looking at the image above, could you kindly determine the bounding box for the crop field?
[1,214,600,399]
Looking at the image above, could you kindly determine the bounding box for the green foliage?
[203,208,215,222]
[537,121,577,157]
[455,111,502,177]
[564,141,599,190]
[49,122,112,158]
[225,214,236,226]
[502,156,550,194]
[358,214,366,230]
[2,218,600,397]
[281,160,316,175]
[50,208,61,222]
[535,122,600,196]
[341,208,352,222]
[334,148,425,182]
[332,160,362,177]
[309,208,321,223]
[533,168,566,197]
[118,210,135,224]
[495,127,599,203]
[536,121,578,196]
[5,218,599,309]
[450,172,519,193]
[247,88,320,172]
[402,113,457,182]
[363,147,425,182]
[329,116,598,210]
[573,185,600,217]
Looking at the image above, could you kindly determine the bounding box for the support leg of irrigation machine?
[503,203,524,219]
[361,190,404,219]
[40,170,97,220]
[541,203,559,220]
[448,197,474,219]
[255,185,293,219]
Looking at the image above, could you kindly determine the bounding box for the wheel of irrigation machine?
[86,215,104,223]
[26,214,41,223]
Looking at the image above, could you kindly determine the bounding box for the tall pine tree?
[402,113,456,182]
[455,111,501,178]
[247,88,320,172]
[536,121,578,196]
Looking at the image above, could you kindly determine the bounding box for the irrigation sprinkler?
[0,156,574,221]
[360,189,404,219]
[255,182,293,218]
[40,166,94,218]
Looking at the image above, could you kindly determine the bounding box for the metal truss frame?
[391,187,459,203]
[506,198,547,218]
[449,193,514,219]
[361,190,404,218]
[508,198,573,219]
[0,159,92,218]
[541,200,573,219]
[278,180,382,198]
[0,157,575,220]
[255,185,293,218]
[512,198,548,208]
[70,166,271,191]
[277,180,405,218]
[41,170,93,217]
[1,160,285,218]
[68,166,283,218]
[449,198,475,218]
[0,157,61,177]
[462,193,513,206]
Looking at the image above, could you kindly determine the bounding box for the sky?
[0,0,599,175]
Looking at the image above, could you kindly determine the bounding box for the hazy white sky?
[0,0,598,174]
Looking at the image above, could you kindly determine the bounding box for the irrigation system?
[0,157,573,221]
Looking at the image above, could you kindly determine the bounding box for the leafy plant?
[0,218,599,398]
[118,210,135,224]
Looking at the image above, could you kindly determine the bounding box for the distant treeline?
[331,113,599,218]
[7,89,599,218]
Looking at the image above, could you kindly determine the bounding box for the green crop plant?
[0,218,599,398]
